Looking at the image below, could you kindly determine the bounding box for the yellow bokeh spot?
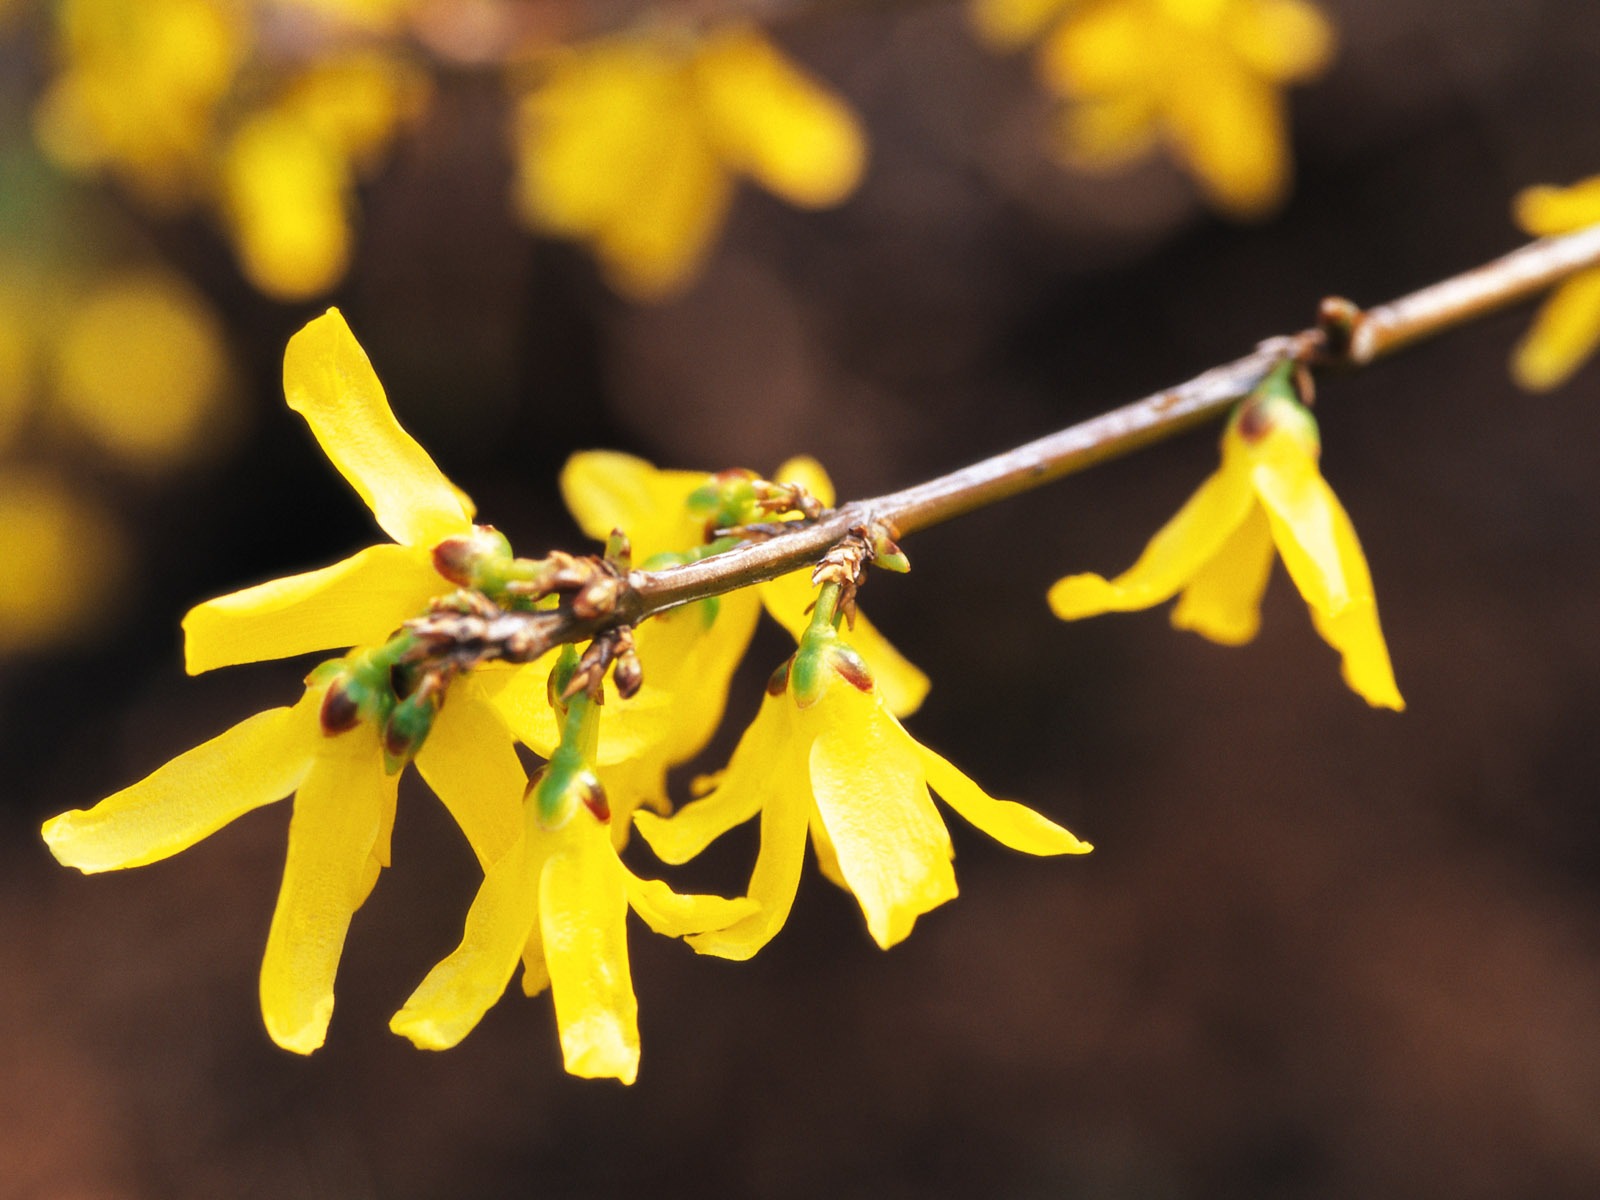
[0,467,125,652]
[53,271,230,467]
[0,293,34,451]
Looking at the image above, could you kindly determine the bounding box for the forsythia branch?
[411,224,1600,665]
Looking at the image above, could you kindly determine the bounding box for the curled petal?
[624,873,755,938]
[914,737,1092,856]
[540,824,639,1083]
[685,781,812,961]
[284,309,474,547]
[42,697,321,873]
[1510,270,1600,392]
[1049,461,1256,619]
[183,543,445,674]
[412,675,526,869]
[1170,503,1276,644]
[259,729,396,1054]
[807,684,955,949]
[390,840,539,1050]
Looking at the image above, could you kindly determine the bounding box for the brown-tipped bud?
[572,574,623,621]
[319,678,362,735]
[767,657,793,696]
[431,538,479,587]
[578,778,611,824]
[830,646,874,693]
[612,648,643,699]
[604,529,632,572]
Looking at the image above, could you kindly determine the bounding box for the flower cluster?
[970,0,1335,216]
[43,310,1088,1082]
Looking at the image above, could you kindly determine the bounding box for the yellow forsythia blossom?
[637,602,1090,957]
[511,22,866,298]
[0,466,126,652]
[974,0,1334,216]
[43,309,527,1053]
[1510,175,1600,390]
[1048,365,1403,709]
[391,683,752,1083]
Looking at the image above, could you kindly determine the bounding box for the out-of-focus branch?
[408,225,1600,666]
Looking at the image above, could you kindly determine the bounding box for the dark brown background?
[6,1,1600,1196]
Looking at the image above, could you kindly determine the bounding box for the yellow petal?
[771,454,835,506]
[411,675,526,869]
[42,695,321,873]
[259,727,396,1054]
[807,683,956,949]
[520,922,552,998]
[1038,2,1148,96]
[685,771,812,961]
[1304,502,1404,710]
[808,807,849,890]
[1249,440,1354,617]
[182,543,445,674]
[283,309,475,547]
[969,0,1074,49]
[624,873,756,937]
[1227,0,1336,82]
[558,450,709,559]
[1049,458,1256,619]
[1513,177,1600,237]
[632,689,787,864]
[1170,502,1276,644]
[1511,270,1600,392]
[389,839,539,1050]
[540,821,639,1083]
[913,736,1092,856]
[693,24,866,209]
[1169,58,1288,217]
[1054,92,1160,171]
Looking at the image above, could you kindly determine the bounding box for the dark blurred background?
[7,0,1600,1196]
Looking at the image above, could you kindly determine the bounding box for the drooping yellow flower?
[391,676,752,1083]
[976,0,1334,217]
[42,308,527,1052]
[1509,175,1600,391]
[1048,363,1403,709]
[636,598,1090,958]
[511,21,866,298]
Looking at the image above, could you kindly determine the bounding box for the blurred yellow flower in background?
[0,465,125,653]
[1510,176,1600,391]
[973,0,1334,216]
[511,21,866,298]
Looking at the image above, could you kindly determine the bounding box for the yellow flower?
[42,308,527,1052]
[979,0,1334,217]
[511,21,866,298]
[0,466,126,653]
[1509,175,1600,391]
[495,450,930,836]
[391,679,752,1083]
[635,609,1091,957]
[1048,364,1403,709]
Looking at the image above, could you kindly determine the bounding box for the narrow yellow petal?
[807,684,956,949]
[540,822,639,1083]
[693,24,866,209]
[42,695,321,873]
[1228,0,1336,82]
[1049,459,1256,619]
[1169,60,1288,217]
[411,675,526,869]
[182,543,445,674]
[1170,502,1276,644]
[1513,178,1600,237]
[1306,502,1404,710]
[1511,270,1600,392]
[624,873,756,937]
[914,737,1092,856]
[808,807,849,890]
[1250,444,1356,618]
[633,690,787,864]
[685,778,812,961]
[283,309,474,547]
[521,924,552,998]
[259,728,396,1054]
[558,450,709,559]
[389,839,539,1050]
